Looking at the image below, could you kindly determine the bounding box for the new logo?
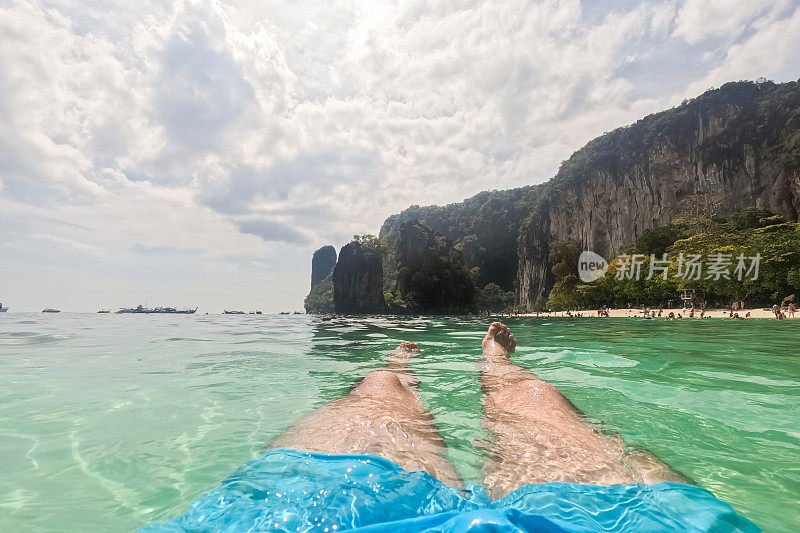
[578,250,608,282]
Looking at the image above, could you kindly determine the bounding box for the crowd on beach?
[511,296,798,320]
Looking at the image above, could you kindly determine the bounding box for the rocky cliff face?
[332,242,385,314]
[304,245,336,314]
[311,245,337,286]
[380,186,540,291]
[518,80,800,307]
[394,221,474,313]
[319,80,800,313]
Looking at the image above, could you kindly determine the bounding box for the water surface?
[0,314,797,531]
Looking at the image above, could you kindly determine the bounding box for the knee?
[491,379,561,411]
[506,378,558,397]
[354,370,404,396]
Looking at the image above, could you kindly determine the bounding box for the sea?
[1,313,797,532]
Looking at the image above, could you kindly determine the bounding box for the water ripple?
[0,314,797,531]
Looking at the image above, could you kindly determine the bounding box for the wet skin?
[479,322,683,498]
[271,326,684,496]
[270,341,461,488]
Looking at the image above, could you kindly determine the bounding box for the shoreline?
[514,308,797,319]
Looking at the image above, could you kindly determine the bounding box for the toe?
[498,323,509,341]
[397,341,419,353]
[495,324,516,352]
[483,322,515,355]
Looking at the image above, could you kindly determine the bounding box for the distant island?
[305,79,800,315]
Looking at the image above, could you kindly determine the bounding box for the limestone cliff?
[332,241,385,314]
[324,79,800,313]
[393,221,475,313]
[380,187,540,291]
[518,80,800,307]
[310,245,337,287]
[304,245,337,314]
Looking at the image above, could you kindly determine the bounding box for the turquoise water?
[0,314,797,532]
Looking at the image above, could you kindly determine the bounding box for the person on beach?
[147,323,757,532]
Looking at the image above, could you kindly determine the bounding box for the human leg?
[479,322,682,498]
[270,342,461,488]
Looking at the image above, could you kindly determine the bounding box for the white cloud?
[672,0,792,44]
[0,0,798,310]
[684,4,800,96]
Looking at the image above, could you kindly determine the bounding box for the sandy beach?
[517,308,798,319]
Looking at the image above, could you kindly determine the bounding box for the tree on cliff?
[304,278,334,314]
[476,283,516,313]
[546,240,581,311]
[380,186,540,292]
[393,221,475,313]
[555,210,800,308]
[332,238,386,314]
[667,214,800,304]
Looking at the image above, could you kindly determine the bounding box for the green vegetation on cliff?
[332,236,386,314]
[377,221,520,314]
[518,79,800,306]
[303,278,334,314]
[304,245,337,313]
[380,186,541,292]
[386,221,475,313]
[546,209,800,310]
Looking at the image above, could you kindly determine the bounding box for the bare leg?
[271,342,461,488]
[480,323,683,498]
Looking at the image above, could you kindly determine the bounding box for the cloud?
[157,19,256,150]
[0,0,798,310]
[683,4,800,96]
[672,0,793,44]
[237,218,309,244]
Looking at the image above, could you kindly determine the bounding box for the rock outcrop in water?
[517,80,800,306]
[332,240,385,314]
[391,221,475,313]
[310,246,337,287]
[380,187,540,292]
[304,245,337,314]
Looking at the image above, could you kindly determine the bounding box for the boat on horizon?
[0,302,8,312]
[97,310,111,313]
[42,308,60,313]
[224,310,246,315]
[117,305,197,314]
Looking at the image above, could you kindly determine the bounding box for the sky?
[1,0,799,313]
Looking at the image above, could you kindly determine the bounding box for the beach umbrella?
[782,294,795,302]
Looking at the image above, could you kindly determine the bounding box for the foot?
[387,342,420,386]
[482,322,516,356]
[394,341,420,354]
